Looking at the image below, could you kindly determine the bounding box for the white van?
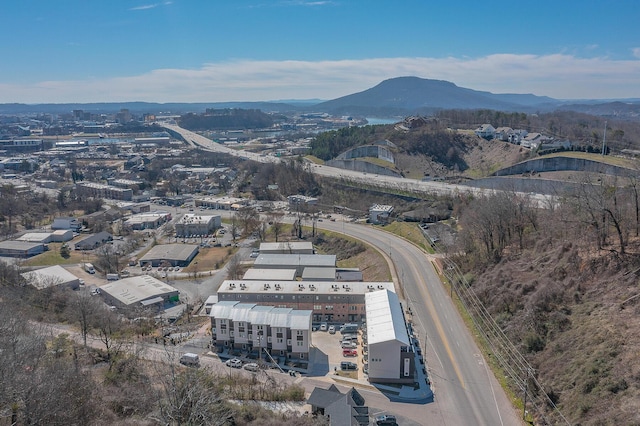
[106,273,120,281]
[179,353,200,367]
[84,263,95,274]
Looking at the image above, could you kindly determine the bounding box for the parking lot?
[310,324,366,381]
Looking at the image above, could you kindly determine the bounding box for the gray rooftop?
[254,254,336,267]
[100,275,179,306]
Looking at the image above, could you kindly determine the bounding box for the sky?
[1,0,639,103]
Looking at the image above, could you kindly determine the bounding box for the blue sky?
[1,0,639,103]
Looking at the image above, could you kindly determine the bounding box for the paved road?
[317,219,522,426]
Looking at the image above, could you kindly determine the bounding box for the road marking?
[408,253,466,389]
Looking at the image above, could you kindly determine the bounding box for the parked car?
[250,251,259,258]
[328,325,336,334]
[179,353,200,367]
[341,341,357,349]
[375,414,397,425]
[343,348,357,357]
[225,358,242,368]
[320,323,328,332]
[243,362,259,372]
[340,361,357,371]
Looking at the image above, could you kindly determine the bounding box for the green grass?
[380,222,434,253]
[22,242,91,267]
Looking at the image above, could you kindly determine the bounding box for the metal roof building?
[0,241,47,258]
[100,275,180,308]
[253,254,336,277]
[259,241,314,255]
[301,267,336,281]
[242,268,297,281]
[21,265,81,290]
[138,243,199,267]
[17,232,52,244]
[365,290,415,384]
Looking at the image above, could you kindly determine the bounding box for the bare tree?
[154,355,232,426]
[226,254,243,280]
[267,211,285,242]
[66,289,102,348]
[237,206,260,237]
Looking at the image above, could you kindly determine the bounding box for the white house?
[474,124,496,139]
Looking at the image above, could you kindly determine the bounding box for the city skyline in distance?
[1,0,639,103]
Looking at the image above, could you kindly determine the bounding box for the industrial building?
[51,217,81,231]
[124,211,172,230]
[138,243,199,267]
[209,300,312,359]
[216,280,395,323]
[100,275,180,309]
[242,268,297,281]
[258,241,314,255]
[21,265,81,290]
[253,254,336,278]
[74,231,113,251]
[174,213,221,237]
[194,196,246,210]
[0,241,47,258]
[364,289,415,384]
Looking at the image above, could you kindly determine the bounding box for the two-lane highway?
[319,220,522,425]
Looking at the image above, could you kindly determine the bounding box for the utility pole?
[602,120,607,156]
[523,368,531,420]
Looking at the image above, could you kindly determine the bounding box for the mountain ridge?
[1,76,639,118]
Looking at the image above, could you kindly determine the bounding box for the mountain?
[314,76,558,116]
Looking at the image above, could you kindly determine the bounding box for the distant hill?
[3,76,640,120]
[314,76,559,116]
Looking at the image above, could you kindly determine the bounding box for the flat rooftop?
[218,280,395,296]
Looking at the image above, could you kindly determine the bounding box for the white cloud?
[632,48,640,59]
[129,4,158,11]
[2,54,640,103]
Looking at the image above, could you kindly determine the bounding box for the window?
[296,330,304,336]
[296,341,303,346]
[238,322,245,333]
[297,335,304,341]
[276,332,283,339]
[277,338,283,344]
[325,305,333,310]
[313,305,322,310]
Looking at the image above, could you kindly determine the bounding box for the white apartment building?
[209,301,312,359]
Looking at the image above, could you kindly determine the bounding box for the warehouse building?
[209,300,312,359]
[100,275,180,309]
[365,289,415,384]
[17,232,53,244]
[21,265,81,290]
[0,241,47,258]
[258,241,314,255]
[124,211,172,230]
[175,213,221,237]
[253,254,336,278]
[217,280,395,323]
[138,243,199,267]
[242,268,297,281]
[74,231,113,251]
